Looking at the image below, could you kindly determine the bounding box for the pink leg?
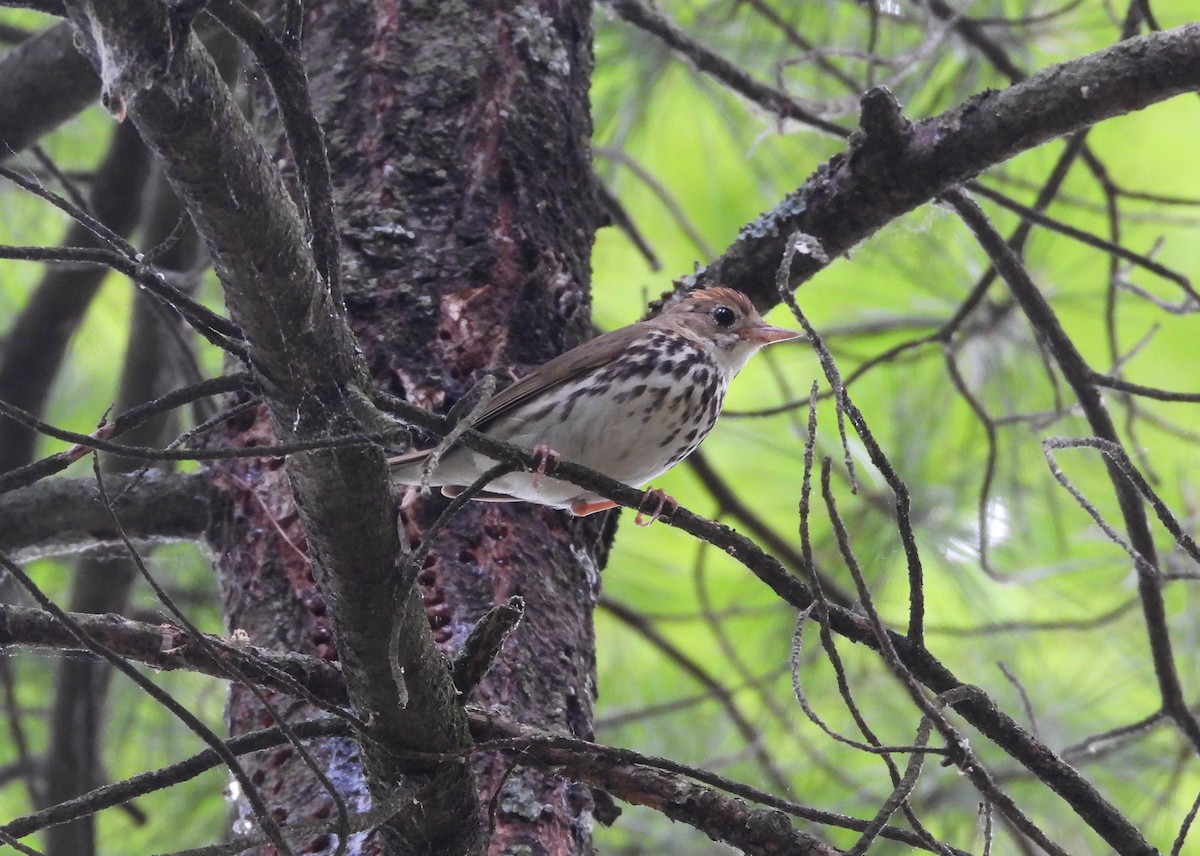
[569,498,618,517]
[530,444,562,489]
[634,488,678,527]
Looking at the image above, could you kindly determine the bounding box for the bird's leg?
[569,498,618,516]
[634,488,677,527]
[530,444,562,489]
[568,489,678,522]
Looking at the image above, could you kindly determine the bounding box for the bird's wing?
[388,322,651,466]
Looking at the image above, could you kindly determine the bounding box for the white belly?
[424,353,727,508]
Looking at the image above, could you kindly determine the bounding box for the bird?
[389,286,800,521]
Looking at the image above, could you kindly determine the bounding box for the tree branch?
[0,600,347,708]
[0,123,153,472]
[943,188,1200,755]
[689,24,1200,311]
[0,22,97,159]
[0,472,210,560]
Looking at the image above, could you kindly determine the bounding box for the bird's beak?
[747,324,803,345]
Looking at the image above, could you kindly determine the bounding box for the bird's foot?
[530,444,563,489]
[634,488,677,527]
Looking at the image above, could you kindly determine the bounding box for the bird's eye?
[711,306,736,328]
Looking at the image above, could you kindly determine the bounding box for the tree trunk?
[212,2,609,853]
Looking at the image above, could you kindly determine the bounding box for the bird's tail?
[387,449,431,485]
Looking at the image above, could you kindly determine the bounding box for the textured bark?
[313,1,608,851]
[212,1,609,853]
[211,403,378,854]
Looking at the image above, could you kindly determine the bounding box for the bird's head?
[659,287,802,374]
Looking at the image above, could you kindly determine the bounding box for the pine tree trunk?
[212,3,609,853]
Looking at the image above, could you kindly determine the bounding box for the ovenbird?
[389,287,800,518]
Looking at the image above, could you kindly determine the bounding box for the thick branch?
[0,22,97,158]
[691,24,1200,309]
[0,472,210,560]
[0,603,347,706]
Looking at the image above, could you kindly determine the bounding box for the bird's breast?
[492,339,727,487]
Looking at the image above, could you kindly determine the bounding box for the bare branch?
[0,472,209,560]
[689,25,1200,310]
[0,22,97,158]
[944,187,1200,755]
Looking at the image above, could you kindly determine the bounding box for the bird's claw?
[530,444,562,489]
[634,488,677,527]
